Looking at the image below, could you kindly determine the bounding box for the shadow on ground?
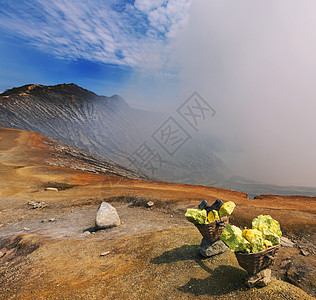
[151,244,198,264]
[178,265,247,296]
[151,244,248,296]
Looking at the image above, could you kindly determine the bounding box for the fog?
[123,0,316,187]
[173,0,316,187]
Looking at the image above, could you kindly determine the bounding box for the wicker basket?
[195,216,229,242]
[235,244,280,274]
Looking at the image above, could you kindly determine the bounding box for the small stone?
[300,249,309,256]
[100,251,110,256]
[82,231,91,236]
[22,227,30,231]
[41,219,47,223]
[95,202,121,230]
[146,201,154,208]
[170,215,174,218]
[45,187,58,191]
[198,238,227,257]
[48,218,56,222]
[27,200,48,209]
[281,236,295,248]
[246,269,271,288]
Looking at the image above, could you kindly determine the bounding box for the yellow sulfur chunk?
[263,239,273,248]
[219,201,236,218]
[242,229,263,243]
[185,209,208,225]
[252,215,282,245]
[207,209,219,223]
[220,224,251,253]
[250,236,266,253]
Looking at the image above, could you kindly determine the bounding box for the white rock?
[100,251,110,256]
[281,236,295,248]
[95,202,120,229]
[45,187,58,191]
[146,201,154,207]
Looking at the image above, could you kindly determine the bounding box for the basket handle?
[265,254,275,261]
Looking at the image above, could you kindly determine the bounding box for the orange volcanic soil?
[0,126,315,299]
[0,126,315,235]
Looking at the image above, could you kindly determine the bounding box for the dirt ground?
[0,127,315,299]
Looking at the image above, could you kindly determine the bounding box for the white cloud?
[0,0,191,73]
[134,0,167,13]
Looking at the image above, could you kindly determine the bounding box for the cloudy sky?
[0,0,315,187]
[0,0,190,102]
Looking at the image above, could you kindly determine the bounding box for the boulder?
[95,202,120,229]
[198,238,227,257]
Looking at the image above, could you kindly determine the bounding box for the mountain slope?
[0,83,228,184]
[0,126,146,199]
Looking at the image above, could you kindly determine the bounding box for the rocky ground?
[0,202,315,299]
[0,127,315,299]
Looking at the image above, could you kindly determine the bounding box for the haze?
[126,0,316,187]
[172,0,316,187]
[0,0,315,187]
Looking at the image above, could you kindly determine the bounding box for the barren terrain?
[0,127,315,299]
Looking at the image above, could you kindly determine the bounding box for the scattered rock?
[198,238,227,257]
[27,200,48,209]
[100,251,110,256]
[246,268,271,288]
[40,219,47,223]
[280,236,294,248]
[45,187,58,191]
[146,201,154,208]
[48,218,56,222]
[81,231,91,236]
[300,249,309,256]
[95,202,120,230]
[22,227,30,231]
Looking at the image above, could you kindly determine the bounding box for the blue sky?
[0,0,190,104]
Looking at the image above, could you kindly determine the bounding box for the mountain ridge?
[0,83,228,185]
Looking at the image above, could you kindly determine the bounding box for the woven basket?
[235,244,280,274]
[195,216,229,242]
